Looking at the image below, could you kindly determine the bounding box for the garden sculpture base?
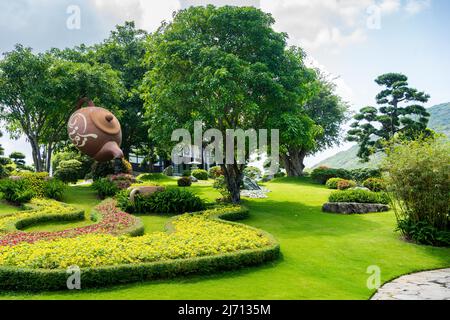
[322,202,389,214]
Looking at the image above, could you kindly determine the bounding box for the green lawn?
[0,177,449,300]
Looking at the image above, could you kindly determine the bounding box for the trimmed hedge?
[328,189,389,205]
[0,205,279,291]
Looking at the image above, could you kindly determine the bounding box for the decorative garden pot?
[68,99,124,162]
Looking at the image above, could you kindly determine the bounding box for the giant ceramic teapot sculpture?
[68,98,124,162]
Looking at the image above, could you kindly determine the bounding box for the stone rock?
[129,186,165,203]
[322,202,389,214]
[189,176,198,182]
[242,176,261,190]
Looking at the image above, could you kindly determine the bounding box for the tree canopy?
[143,5,318,202]
[347,73,430,161]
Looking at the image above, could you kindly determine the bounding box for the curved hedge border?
[0,204,279,291]
[0,199,143,246]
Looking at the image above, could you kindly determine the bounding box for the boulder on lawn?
[129,186,165,203]
[322,202,389,214]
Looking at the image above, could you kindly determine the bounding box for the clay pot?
[68,99,123,162]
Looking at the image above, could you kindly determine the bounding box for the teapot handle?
[76,97,95,109]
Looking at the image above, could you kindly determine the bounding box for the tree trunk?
[281,149,307,177]
[46,142,53,173]
[29,136,43,172]
[221,163,244,204]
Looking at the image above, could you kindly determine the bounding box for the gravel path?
[371,268,450,300]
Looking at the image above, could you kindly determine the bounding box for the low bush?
[109,174,136,189]
[177,177,192,187]
[162,165,173,176]
[350,168,382,182]
[328,189,389,204]
[192,169,208,180]
[274,171,286,178]
[311,166,351,184]
[397,219,450,247]
[91,159,132,180]
[43,179,67,201]
[14,172,49,197]
[117,188,205,214]
[92,178,119,199]
[208,166,223,179]
[137,173,166,181]
[0,178,34,205]
[182,170,191,177]
[326,178,346,189]
[337,179,357,190]
[362,178,386,192]
[53,159,82,184]
[244,166,262,180]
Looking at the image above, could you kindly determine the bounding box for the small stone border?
[371,268,450,300]
[322,202,389,214]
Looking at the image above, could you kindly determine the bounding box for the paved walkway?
[371,268,450,300]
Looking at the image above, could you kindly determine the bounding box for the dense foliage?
[383,137,449,246]
[191,169,208,181]
[328,189,389,204]
[362,178,386,192]
[117,188,205,214]
[311,167,352,184]
[177,177,192,187]
[347,73,431,161]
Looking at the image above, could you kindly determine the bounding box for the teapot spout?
[93,141,124,162]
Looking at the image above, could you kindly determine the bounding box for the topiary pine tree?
[347,73,430,161]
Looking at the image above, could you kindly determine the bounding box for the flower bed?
[0,199,143,246]
[0,203,279,291]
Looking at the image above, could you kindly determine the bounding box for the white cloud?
[405,0,431,15]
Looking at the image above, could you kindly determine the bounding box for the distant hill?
[314,102,450,169]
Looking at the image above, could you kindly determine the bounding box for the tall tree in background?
[347,73,430,161]
[0,45,123,172]
[93,21,149,159]
[143,6,317,203]
[280,72,349,176]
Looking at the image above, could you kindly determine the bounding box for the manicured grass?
[0,177,449,299]
[0,200,19,217]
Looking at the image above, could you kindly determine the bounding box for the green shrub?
[328,189,389,204]
[213,175,230,201]
[192,169,208,180]
[177,177,192,187]
[0,178,34,205]
[162,165,173,176]
[137,173,166,181]
[274,171,286,178]
[43,179,67,201]
[117,188,205,214]
[362,178,386,192]
[326,178,346,189]
[337,179,357,190]
[383,137,450,246]
[53,159,82,184]
[350,168,382,182]
[311,166,351,184]
[14,172,49,197]
[182,169,191,177]
[208,166,223,179]
[92,178,119,199]
[243,166,262,180]
[91,159,132,180]
[397,219,450,247]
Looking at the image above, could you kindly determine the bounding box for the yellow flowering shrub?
[0,206,273,269]
[0,199,78,232]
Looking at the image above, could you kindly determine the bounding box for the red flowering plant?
[0,199,142,246]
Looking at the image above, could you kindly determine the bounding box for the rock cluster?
[322,202,389,214]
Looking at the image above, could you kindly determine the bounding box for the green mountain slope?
[314,102,450,169]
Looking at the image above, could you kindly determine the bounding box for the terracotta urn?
[68,99,124,162]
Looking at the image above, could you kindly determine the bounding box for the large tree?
[280,72,349,176]
[143,5,316,203]
[0,45,123,172]
[93,22,150,159]
[347,73,430,161]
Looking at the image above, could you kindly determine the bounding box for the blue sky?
[0,0,449,166]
